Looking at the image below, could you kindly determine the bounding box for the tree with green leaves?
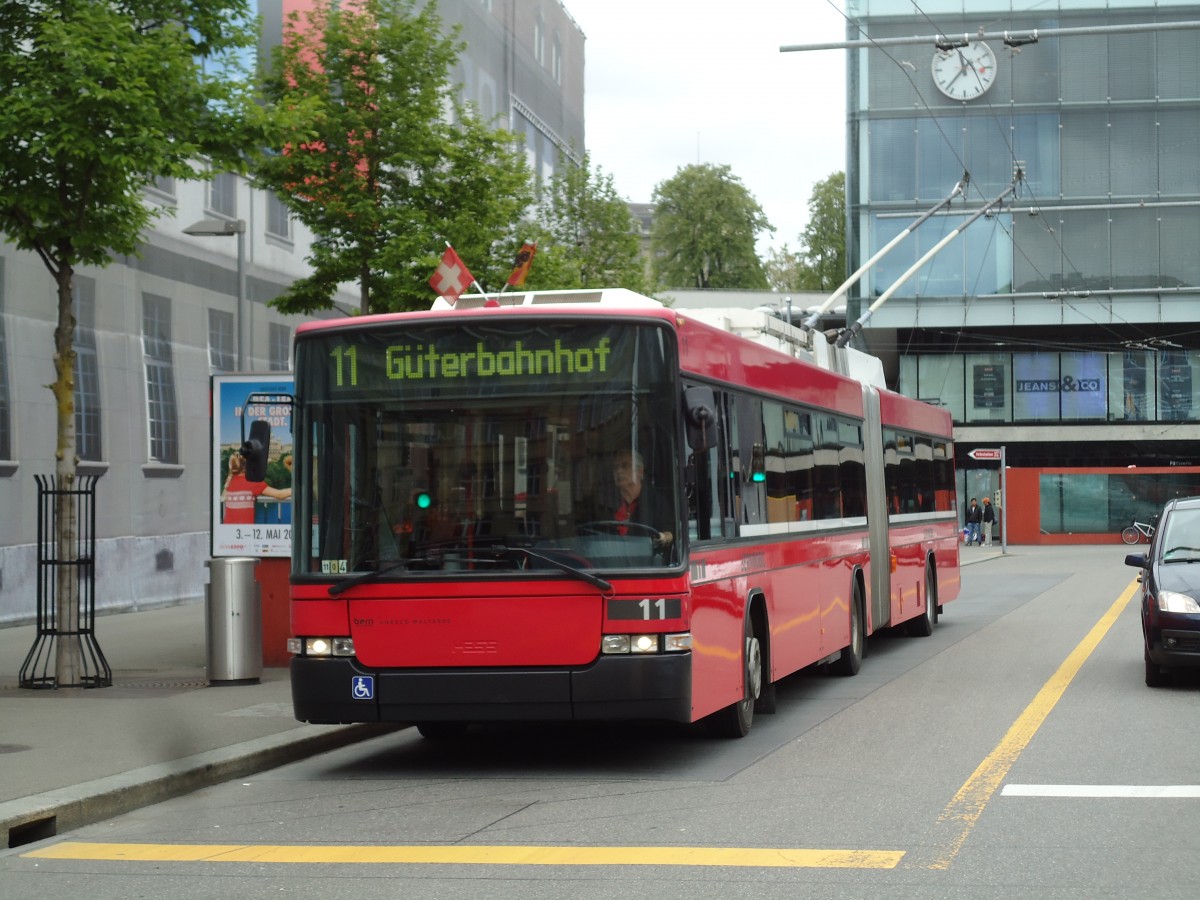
[795,171,846,292]
[255,0,533,314]
[764,243,803,292]
[650,163,773,290]
[524,153,647,293]
[0,0,293,685]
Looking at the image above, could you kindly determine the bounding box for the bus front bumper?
[289,653,693,726]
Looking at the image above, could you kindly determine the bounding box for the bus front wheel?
[706,615,761,738]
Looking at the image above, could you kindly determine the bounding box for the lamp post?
[184,218,247,370]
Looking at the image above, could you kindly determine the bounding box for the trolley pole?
[1000,445,1008,554]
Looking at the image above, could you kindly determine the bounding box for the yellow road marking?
[25,841,904,868]
[928,579,1139,870]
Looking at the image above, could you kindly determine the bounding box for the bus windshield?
[293,318,682,578]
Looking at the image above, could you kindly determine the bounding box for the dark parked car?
[1125,496,1200,686]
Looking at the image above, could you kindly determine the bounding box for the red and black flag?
[505,241,537,288]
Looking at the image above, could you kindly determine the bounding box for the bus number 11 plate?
[607,599,682,621]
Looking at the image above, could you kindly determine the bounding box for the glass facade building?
[845,2,1200,537]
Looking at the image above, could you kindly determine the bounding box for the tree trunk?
[52,263,81,686]
[360,258,371,315]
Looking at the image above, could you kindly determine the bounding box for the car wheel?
[1144,650,1168,688]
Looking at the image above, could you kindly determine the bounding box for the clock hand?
[943,63,966,87]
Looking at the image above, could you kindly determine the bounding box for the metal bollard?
[204,557,262,685]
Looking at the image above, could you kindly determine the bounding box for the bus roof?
[295,287,890,397]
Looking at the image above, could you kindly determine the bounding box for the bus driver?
[611,449,673,550]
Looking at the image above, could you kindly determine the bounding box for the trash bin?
[204,557,262,685]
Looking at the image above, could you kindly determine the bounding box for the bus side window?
[732,394,765,529]
[686,387,733,542]
[813,415,843,520]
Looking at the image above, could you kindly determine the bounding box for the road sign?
[968,448,1002,460]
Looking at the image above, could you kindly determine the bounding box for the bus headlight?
[288,637,356,657]
[663,633,693,652]
[601,635,630,654]
[600,633,691,654]
[631,634,659,654]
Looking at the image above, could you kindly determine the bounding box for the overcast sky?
[561,0,850,254]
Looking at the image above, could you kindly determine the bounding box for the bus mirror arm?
[684,386,718,451]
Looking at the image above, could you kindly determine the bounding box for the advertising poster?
[972,363,1006,409]
[211,374,295,557]
[1160,350,1193,421]
[1121,351,1148,421]
[1059,352,1106,420]
[1013,353,1059,420]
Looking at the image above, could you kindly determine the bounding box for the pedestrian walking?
[965,498,982,545]
[982,497,996,546]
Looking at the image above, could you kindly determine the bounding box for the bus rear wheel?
[907,566,938,637]
[707,615,761,738]
[834,585,864,676]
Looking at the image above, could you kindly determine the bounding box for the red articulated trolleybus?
[283,288,960,737]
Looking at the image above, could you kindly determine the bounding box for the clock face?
[931,41,997,100]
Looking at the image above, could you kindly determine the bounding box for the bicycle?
[1121,519,1155,544]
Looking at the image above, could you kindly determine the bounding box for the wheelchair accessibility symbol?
[351,675,374,700]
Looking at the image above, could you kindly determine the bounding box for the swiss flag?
[429,246,474,304]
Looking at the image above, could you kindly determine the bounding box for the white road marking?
[1003,784,1200,798]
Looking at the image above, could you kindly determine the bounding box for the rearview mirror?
[1124,553,1147,569]
[684,386,717,451]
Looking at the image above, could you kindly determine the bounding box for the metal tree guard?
[19,474,111,689]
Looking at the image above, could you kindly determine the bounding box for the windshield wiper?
[328,547,613,595]
[498,545,612,593]
[328,560,410,596]
[1163,546,1200,561]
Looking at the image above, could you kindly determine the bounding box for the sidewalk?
[961,543,1006,565]
[0,601,394,848]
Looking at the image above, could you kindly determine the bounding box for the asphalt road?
[4,545,1199,899]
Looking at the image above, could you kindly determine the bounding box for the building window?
[552,35,562,84]
[269,323,291,372]
[900,349,1200,427]
[148,175,176,203]
[73,277,102,461]
[533,11,544,66]
[207,171,237,218]
[266,192,291,240]
[870,213,1012,299]
[142,293,179,464]
[208,308,236,373]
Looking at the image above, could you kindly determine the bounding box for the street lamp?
[184,218,247,370]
